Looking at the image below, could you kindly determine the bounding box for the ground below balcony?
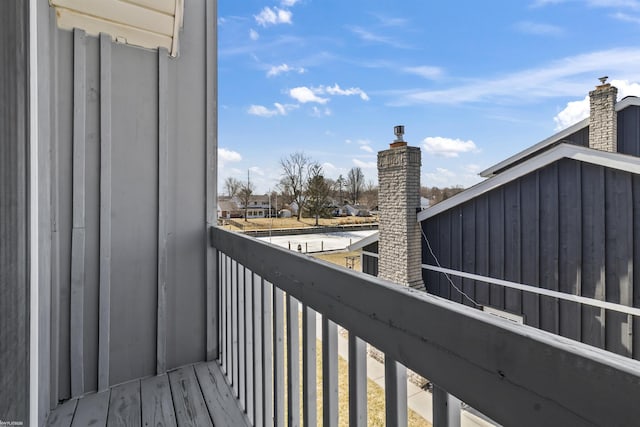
[46,361,249,427]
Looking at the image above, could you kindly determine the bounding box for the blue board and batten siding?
[0,1,29,424]
[423,158,640,359]
[35,0,217,406]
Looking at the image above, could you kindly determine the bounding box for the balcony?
[46,227,640,426]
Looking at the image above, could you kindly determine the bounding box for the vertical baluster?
[220,253,226,372]
[385,357,408,427]
[287,295,300,426]
[239,264,246,408]
[302,305,317,427]
[273,287,285,427]
[253,274,264,427]
[246,268,255,423]
[322,317,338,426]
[349,333,367,426]
[263,280,274,427]
[226,256,233,383]
[232,260,239,396]
[433,385,461,427]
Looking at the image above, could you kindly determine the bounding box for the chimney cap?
[391,125,407,148]
[598,76,609,85]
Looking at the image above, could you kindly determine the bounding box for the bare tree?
[335,174,346,204]
[238,172,255,222]
[346,167,365,205]
[361,179,378,209]
[305,163,331,226]
[224,176,242,198]
[280,152,312,220]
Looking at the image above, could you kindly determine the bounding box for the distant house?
[235,194,276,218]
[354,83,640,360]
[217,199,241,219]
[342,204,371,217]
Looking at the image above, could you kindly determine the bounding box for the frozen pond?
[256,229,377,253]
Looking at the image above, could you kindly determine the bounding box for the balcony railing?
[210,226,640,427]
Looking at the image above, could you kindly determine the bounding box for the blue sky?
[218,0,640,194]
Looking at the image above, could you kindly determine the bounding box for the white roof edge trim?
[479,96,640,178]
[347,231,379,251]
[418,143,640,222]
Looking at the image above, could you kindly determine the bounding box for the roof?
[480,96,640,178]
[347,231,379,251]
[418,143,640,222]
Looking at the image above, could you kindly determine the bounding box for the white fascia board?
[418,143,640,222]
[479,96,640,178]
[347,231,379,251]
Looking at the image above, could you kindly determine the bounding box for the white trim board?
[418,143,640,222]
[480,96,640,178]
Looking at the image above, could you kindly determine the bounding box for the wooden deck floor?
[46,361,250,427]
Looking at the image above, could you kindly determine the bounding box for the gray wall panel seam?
[98,33,112,391]
[70,28,87,397]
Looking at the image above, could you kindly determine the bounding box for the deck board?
[71,390,109,427]
[168,365,213,427]
[195,361,252,427]
[140,373,176,427]
[46,398,78,427]
[107,380,141,427]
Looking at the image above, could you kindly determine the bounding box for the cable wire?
[420,227,481,308]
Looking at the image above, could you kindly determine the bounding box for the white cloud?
[349,26,410,49]
[422,137,478,158]
[553,79,640,129]
[219,148,242,167]
[403,66,443,79]
[612,11,640,23]
[281,0,300,6]
[353,159,377,169]
[247,102,298,117]
[532,0,640,8]
[395,48,640,105]
[255,7,292,27]
[289,87,329,104]
[355,139,374,153]
[249,29,259,40]
[267,63,306,77]
[514,21,564,36]
[249,166,265,176]
[324,84,369,100]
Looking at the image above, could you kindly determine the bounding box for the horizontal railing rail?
[211,226,640,427]
[424,264,640,317]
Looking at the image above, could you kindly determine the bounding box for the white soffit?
[50,0,184,57]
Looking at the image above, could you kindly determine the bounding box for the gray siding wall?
[0,1,29,424]
[618,105,640,156]
[423,158,640,359]
[362,242,379,276]
[38,0,217,403]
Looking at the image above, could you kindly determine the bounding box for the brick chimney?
[377,126,425,290]
[588,77,617,152]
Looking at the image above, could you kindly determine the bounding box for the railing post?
[385,357,407,427]
[286,295,300,426]
[273,287,285,427]
[433,385,461,427]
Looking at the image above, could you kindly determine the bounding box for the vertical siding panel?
[450,208,463,304]
[424,219,439,294]
[462,202,476,306]
[489,188,505,309]
[521,172,540,328]
[581,163,606,349]
[617,106,640,157]
[633,176,640,361]
[504,181,522,314]
[539,163,560,334]
[605,169,633,356]
[475,196,490,305]
[438,214,451,298]
[0,1,29,421]
[98,33,112,391]
[70,28,87,397]
[558,159,582,341]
